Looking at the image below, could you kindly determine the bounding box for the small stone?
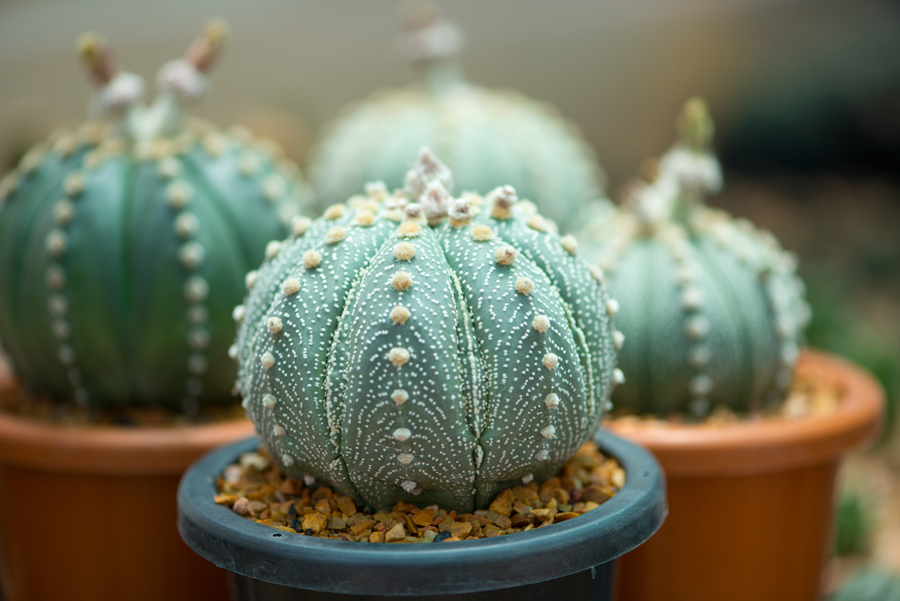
[302,512,329,534]
[385,523,407,542]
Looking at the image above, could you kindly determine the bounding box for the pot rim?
[177,431,667,596]
[604,349,884,477]
[0,374,254,476]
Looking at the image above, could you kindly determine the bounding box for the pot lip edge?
[604,348,885,476]
[0,396,255,475]
[176,431,667,595]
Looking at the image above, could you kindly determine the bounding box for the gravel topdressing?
[214,441,625,543]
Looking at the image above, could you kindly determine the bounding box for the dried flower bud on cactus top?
[308,2,612,232]
[235,149,620,512]
[0,23,311,411]
[580,98,810,419]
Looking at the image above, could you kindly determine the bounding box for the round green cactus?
[308,3,611,232]
[0,24,310,411]
[580,99,810,418]
[235,149,620,512]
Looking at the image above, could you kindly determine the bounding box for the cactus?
[235,149,620,512]
[0,23,310,411]
[308,2,611,232]
[580,98,810,418]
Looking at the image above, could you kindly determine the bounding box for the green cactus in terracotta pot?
[235,149,621,512]
[308,2,611,231]
[580,98,810,418]
[0,23,311,411]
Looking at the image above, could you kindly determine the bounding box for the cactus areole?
[309,4,611,231]
[0,23,310,411]
[235,149,620,512]
[581,98,810,418]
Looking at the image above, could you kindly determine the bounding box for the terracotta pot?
[0,371,254,601]
[605,350,884,601]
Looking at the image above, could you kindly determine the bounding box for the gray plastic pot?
[177,431,666,600]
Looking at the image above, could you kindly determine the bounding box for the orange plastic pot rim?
[0,372,254,476]
[604,349,885,478]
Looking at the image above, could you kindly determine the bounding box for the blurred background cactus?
[236,150,619,511]
[580,99,810,418]
[0,23,310,411]
[307,2,610,231]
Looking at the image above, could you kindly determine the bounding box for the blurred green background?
[1,0,899,590]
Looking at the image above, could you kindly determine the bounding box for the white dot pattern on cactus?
[236,151,618,512]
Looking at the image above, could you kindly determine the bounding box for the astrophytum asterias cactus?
[235,149,620,512]
[0,23,310,410]
[581,98,810,418]
[308,3,611,231]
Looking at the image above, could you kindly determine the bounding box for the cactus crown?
[76,20,229,148]
[0,24,308,412]
[236,149,620,511]
[582,99,809,418]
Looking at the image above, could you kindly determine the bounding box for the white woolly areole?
[487,185,518,209]
[156,60,209,102]
[448,197,471,222]
[659,147,723,194]
[397,453,414,466]
[94,72,145,116]
[404,148,453,202]
[393,428,412,442]
[304,475,316,486]
[541,425,556,439]
[420,181,452,220]
[400,480,418,494]
[544,393,560,410]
